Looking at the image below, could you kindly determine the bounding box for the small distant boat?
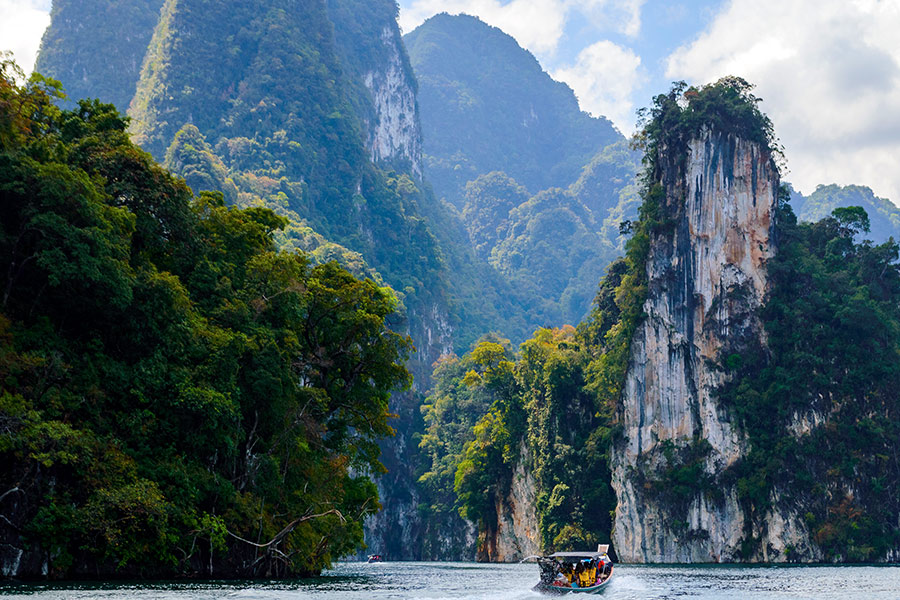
[367,554,383,563]
[526,544,613,595]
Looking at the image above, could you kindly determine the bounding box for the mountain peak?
[405,12,621,207]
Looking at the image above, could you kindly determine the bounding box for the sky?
[3,0,900,202]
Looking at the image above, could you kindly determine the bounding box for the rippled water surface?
[2,562,899,599]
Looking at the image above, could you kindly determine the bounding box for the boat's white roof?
[546,544,610,559]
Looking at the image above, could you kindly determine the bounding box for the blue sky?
[4,0,900,203]
[544,0,725,126]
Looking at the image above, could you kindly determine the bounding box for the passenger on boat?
[574,563,585,587]
[596,558,610,583]
[588,560,598,585]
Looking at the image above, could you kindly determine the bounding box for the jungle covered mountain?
[0,62,411,578]
[404,13,622,208]
[424,79,900,562]
[39,0,529,366]
[34,1,643,351]
[406,13,641,327]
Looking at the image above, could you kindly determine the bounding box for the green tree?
[0,65,411,578]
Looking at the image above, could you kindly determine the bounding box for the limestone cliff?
[361,26,422,177]
[611,128,817,562]
[327,0,422,177]
[361,301,454,561]
[479,444,540,562]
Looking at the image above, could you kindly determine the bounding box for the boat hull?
[532,579,611,595]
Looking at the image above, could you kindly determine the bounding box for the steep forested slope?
[718,200,900,561]
[35,0,164,110]
[126,0,458,371]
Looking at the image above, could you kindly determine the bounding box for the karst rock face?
[610,128,817,562]
[361,25,423,178]
[479,442,539,562]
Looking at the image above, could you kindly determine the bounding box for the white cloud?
[575,0,646,38]
[399,0,569,54]
[553,40,642,134]
[667,0,900,203]
[399,0,646,56]
[0,0,51,73]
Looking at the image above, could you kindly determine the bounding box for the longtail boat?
[526,544,613,595]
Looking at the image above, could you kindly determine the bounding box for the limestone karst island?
[1,0,900,595]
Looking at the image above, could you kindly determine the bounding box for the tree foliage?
[794,183,900,245]
[419,322,618,557]
[719,192,900,561]
[635,77,781,175]
[0,63,411,578]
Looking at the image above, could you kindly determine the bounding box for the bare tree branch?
[226,508,345,549]
[0,487,23,504]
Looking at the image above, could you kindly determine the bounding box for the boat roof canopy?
[547,545,610,559]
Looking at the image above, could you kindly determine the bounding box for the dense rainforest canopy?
[0,59,412,578]
[719,198,900,560]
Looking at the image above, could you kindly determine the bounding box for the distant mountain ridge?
[793,183,900,243]
[405,13,622,206]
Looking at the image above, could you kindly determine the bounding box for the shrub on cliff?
[635,77,781,178]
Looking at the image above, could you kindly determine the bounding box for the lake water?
[2,561,899,599]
